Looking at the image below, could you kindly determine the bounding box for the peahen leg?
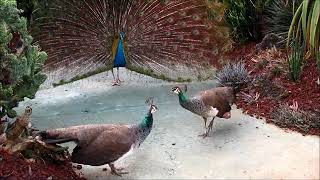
[198,117,215,138]
[203,117,207,128]
[108,163,128,176]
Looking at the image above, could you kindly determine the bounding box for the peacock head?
[171,85,187,95]
[120,32,125,40]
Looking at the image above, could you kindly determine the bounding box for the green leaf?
[287,2,303,47]
[301,0,309,40]
[310,0,320,54]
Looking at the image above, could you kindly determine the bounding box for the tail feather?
[37,129,78,144]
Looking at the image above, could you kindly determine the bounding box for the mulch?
[0,150,85,180]
[223,42,320,136]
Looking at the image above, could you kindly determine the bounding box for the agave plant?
[287,0,320,57]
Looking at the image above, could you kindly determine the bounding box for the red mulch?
[0,150,85,180]
[224,43,320,136]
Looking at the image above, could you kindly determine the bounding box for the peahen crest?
[31,0,233,84]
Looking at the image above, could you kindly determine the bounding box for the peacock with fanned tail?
[31,0,232,85]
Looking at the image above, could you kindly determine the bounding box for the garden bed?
[224,43,320,136]
[0,150,85,180]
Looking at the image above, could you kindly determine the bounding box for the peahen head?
[145,97,158,114]
[171,85,187,94]
[171,85,188,102]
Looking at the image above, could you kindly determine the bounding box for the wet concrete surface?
[17,70,320,179]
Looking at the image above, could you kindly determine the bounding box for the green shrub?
[317,52,320,75]
[287,40,303,82]
[0,1,47,118]
[222,0,272,43]
[262,0,298,39]
[287,0,320,57]
[272,66,282,77]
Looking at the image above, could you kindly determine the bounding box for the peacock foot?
[111,81,120,86]
[109,164,128,176]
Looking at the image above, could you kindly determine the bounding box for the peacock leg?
[198,117,215,138]
[108,163,128,176]
[111,68,119,86]
[117,67,124,83]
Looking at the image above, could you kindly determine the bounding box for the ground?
[224,43,320,136]
[1,43,319,179]
[13,70,320,179]
[0,150,85,180]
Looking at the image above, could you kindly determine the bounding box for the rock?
[171,143,176,146]
[76,165,82,170]
[256,33,283,51]
[102,168,108,171]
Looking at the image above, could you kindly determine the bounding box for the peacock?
[171,85,236,138]
[30,0,232,84]
[37,98,158,176]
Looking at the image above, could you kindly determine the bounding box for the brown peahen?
[172,85,236,138]
[31,0,231,85]
[37,98,158,176]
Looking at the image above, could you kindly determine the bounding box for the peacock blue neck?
[138,112,153,130]
[178,92,188,102]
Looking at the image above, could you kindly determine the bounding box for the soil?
[0,150,85,180]
[223,43,320,136]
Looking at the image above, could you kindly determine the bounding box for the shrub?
[216,62,248,87]
[222,0,272,43]
[0,1,47,119]
[262,0,298,40]
[287,0,320,57]
[287,40,303,82]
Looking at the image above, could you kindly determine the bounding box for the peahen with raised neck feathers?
[172,85,236,138]
[31,0,231,84]
[37,98,157,176]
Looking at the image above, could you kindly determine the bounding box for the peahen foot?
[198,117,215,138]
[109,164,128,176]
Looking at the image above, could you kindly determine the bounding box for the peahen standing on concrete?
[172,85,236,138]
[31,0,232,84]
[37,98,158,176]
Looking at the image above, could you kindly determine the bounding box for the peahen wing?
[31,0,232,83]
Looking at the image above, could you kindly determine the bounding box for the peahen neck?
[138,112,153,131]
[178,92,188,102]
[136,112,153,144]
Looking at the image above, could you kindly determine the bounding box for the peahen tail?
[37,129,78,144]
[31,0,232,83]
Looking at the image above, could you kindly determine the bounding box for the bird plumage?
[172,86,236,137]
[31,0,231,82]
[38,104,157,175]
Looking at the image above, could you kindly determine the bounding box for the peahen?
[171,85,236,138]
[31,0,231,84]
[37,98,158,176]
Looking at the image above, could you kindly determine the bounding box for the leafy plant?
[317,52,320,75]
[262,0,298,40]
[287,40,303,82]
[287,0,320,57]
[272,66,282,77]
[0,1,47,118]
[216,62,248,87]
[222,0,272,43]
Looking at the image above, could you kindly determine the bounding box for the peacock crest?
[31,0,233,84]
